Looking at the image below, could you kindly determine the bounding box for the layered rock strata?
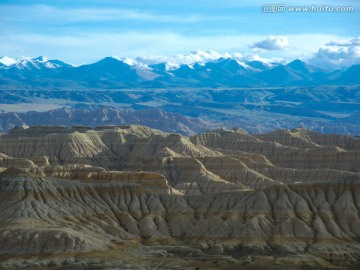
[0,125,359,269]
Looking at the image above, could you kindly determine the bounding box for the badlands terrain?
[0,125,360,269]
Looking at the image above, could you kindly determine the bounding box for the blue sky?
[0,0,359,68]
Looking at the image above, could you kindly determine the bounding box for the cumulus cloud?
[111,56,150,69]
[309,36,360,69]
[326,37,360,47]
[173,50,225,64]
[137,50,230,65]
[250,36,290,51]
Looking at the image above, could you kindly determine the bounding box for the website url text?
[262,4,354,13]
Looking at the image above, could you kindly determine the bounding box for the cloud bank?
[326,37,360,47]
[136,50,285,66]
[309,36,360,69]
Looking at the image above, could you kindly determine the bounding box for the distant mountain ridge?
[0,107,218,135]
[1,56,359,88]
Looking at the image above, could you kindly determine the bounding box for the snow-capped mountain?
[245,60,279,71]
[0,56,19,66]
[0,55,359,87]
[0,56,72,81]
[0,56,71,70]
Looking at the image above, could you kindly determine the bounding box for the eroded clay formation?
[0,125,359,269]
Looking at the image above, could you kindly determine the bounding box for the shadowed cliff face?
[0,125,360,269]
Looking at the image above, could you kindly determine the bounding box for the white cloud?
[136,51,215,65]
[135,50,285,66]
[309,36,360,69]
[250,36,290,51]
[135,55,170,65]
[309,46,360,69]
[240,53,286,64]
[112,56,150,69]
[136,50,229,65]
[169,50,225,64]
[326,37,360,47]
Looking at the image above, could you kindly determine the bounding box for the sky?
[0,0,359,68]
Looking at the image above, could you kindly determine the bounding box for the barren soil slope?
[0,125,359,269]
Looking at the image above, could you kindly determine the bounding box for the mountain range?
[1,55,359,88]
[1,85,359,135]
